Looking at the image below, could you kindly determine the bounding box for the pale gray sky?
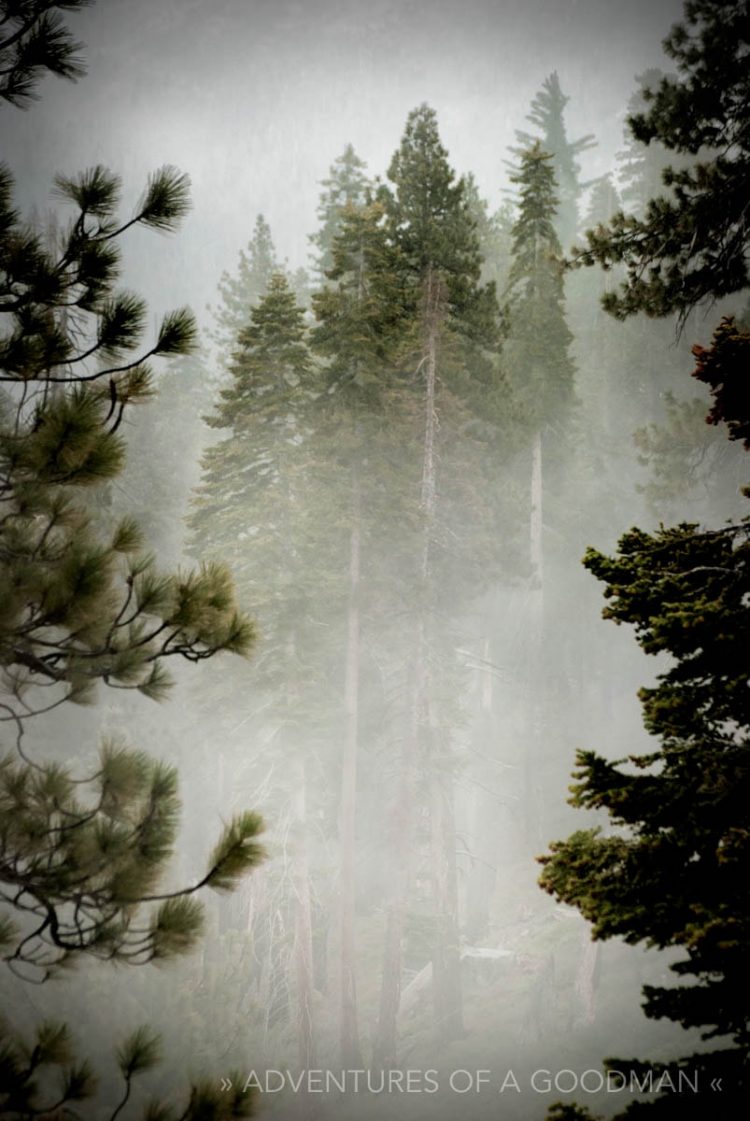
[3,0,684,332]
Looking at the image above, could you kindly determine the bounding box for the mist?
[1,2,747,1120]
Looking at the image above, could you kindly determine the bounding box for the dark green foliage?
[540,322,750,1112]
[573,0,750,319]
[504,143,575,426]
[0,736,265,976]
[0,161,254,721]
[1,13,264,1116]
[511,71,596,250]
[0,0,88,107]
[0,1018,256,1118]
[189,274,322,688]
[382,103,498,346]
[311,199,408,397]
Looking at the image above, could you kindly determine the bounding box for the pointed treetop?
[511,71,596,250]
[209,272,311,431]
[208,213,282,360]
[310,143,371,278]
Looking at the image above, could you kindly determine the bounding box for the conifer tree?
[463,172,514,295]
[502,143,577,845]
[374,103,501,1059]
[540,5,750,1108]
[208,213,282,363]
[0,0,86,106]
[511,71,596,250]
[311,198,412,1069]
[540,321,750,1118]
[572,0,750,320]
[0,4,264,1114]
[309,144,370,279]
[504,144,576,434]
[188,275,326,1075]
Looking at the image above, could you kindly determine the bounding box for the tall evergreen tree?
[463,172,514,296]
[309,144,370,280]
[373,103,501,1059]
[208,213,282,363]
[504,144,576,433]
[540,321,750,1118]
[502,143,577,845]
[311,197,410,1070]
[188,274,328,1076]
[511,71,596,251]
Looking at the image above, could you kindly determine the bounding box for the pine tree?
[208,213,282,363]
[373,103,501,1059]
[572,0,750,320]
[188,275,327,1076]
[504,144,576,433]
[311,198,412,1070]
[583,174,621,231]
[309,144,370,279]
[511,71,596,251]
[540,322,750,1116]
[463,172,514,295]
[0,0,86,106]
[539,1,750,1102]
[502,143,577,847]
[0,5,264,1114]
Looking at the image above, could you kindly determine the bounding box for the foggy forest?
[0,1,748,1120]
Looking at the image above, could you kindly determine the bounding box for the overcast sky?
[3,0,685,334]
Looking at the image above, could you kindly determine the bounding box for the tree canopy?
[573,0,750,320]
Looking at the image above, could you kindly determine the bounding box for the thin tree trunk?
[374,641,422,1067]
[525,429,545,850]
[339,491,363,1068]
[293,767,317,1080]
[574,927,600,1026]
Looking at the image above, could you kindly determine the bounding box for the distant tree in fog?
[309,143,371,279]
[510,71,596,252]
[208,213,283,363]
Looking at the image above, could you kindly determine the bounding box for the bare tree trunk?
[375,266,467,1061]
[428,753,464,1042]
[421,268,463,1043]
[374,644,422,1067]
[293,764,317,1080]
[525,429,545,850]
[574,927,600,1026]
[339,496,363,1068]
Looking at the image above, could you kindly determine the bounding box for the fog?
[5,0,682,322]
[1,2,746,1120]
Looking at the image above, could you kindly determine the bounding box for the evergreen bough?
[0,3,264,1115]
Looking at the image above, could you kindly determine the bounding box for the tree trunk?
[293,764,317,1079]
[339,500,363,1068]
[421,268,464,1043]
[525,429,546,850]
